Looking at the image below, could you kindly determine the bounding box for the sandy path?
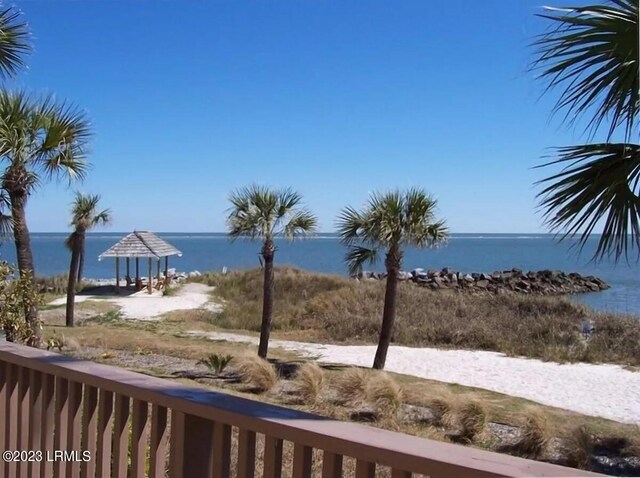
[49,283,220,320]
[187,330,640,424]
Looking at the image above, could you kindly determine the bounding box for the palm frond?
[532,0,639,139]
[537,143,640,260]
[337,189,448,273]
[227,184,315,243]
[336,206,365,245]
[0,7,30,78]
[283,210,318,239]
[69,192,111,231]
[345,246,378,276]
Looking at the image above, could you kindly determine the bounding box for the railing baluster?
[263,436,283,478]
[131,399,149,478]
[4,364,18,478]
[355,460,376,478]
[170,411,215,478]
[0,363,6,478]
[65,381,83,478]
[40,374,55,478]
[95,390,113,478]
[80,386,98,478]
[212,422,231,478]
[237,428,256,478]
[292,444,313,478]
[54,376,69,478]
[28,370,43,478]
[17,368,29,478]
[113,394,131,478]
[322,451,343,478]
[391,470,412,478]
[149,404,169,478]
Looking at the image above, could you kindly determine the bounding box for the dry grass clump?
[443,398,488,442]
[365,372,404,418]
[236,356,279,393]
[333,367,369,405]
[562,425,593,470]
[512,409,551,458]
[293,362,325,404]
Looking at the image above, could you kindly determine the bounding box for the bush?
[444,399,487,442]
[512,409,551,459]
[333,367,368,405]
[236,356,279,393]
[0,264,41,344]
[293,362,325,404]
[365,372,404,418]
[199,353,233,375]
[562,425,593,470]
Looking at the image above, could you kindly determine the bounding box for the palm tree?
[227,185,318,358]
[0,7,30,78]
[533,0,639,260]
[65,193,110,327]
[0,91,91,343]
[337,189,448,370]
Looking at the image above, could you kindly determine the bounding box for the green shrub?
[198,353,234,375]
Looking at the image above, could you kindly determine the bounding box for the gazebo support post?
[135,258,140,281]
[157,260,161,283]
[126,258,131,288]
[115,258,120,295]
[164,256,169,282]
[148,258,153,294]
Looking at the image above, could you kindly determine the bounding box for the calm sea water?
[1,233,638,316]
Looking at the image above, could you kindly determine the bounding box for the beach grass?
[190,267,640,366]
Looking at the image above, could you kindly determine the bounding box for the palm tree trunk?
[258,240,275,358]
[77,249,84,283]
[76,232,86,283]
[8,190,40,346]
[373,250,401,370]
[66,232,81,327]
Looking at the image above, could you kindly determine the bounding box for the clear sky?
[9,0,597,233]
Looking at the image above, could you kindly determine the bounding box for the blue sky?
[10,0,596,232]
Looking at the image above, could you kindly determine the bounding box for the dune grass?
[192,267,640,365]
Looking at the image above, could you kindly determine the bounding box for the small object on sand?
[581,320,595,338]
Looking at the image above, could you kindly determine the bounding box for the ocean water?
[0,233,638,316]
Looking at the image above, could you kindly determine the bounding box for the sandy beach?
[188,329,640,425]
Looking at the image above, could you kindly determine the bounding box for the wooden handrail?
[0,342,602,478]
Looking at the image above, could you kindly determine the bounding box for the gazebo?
[98,231,182,294]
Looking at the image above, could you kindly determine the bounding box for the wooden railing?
[0,342,602,478]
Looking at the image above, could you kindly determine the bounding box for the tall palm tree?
[337,189,448,370]
[533,0,639,260]
[0,91,91,343]
[65,193,110,327]
[227,185,318,358]
[0,7,30,78]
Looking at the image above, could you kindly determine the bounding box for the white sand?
[48,283,219,320]
[187,330,640,424]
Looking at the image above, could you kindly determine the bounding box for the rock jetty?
[354,267,610,295]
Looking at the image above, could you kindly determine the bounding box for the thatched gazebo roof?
[98,231,182,294]
[99,231,182,260]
